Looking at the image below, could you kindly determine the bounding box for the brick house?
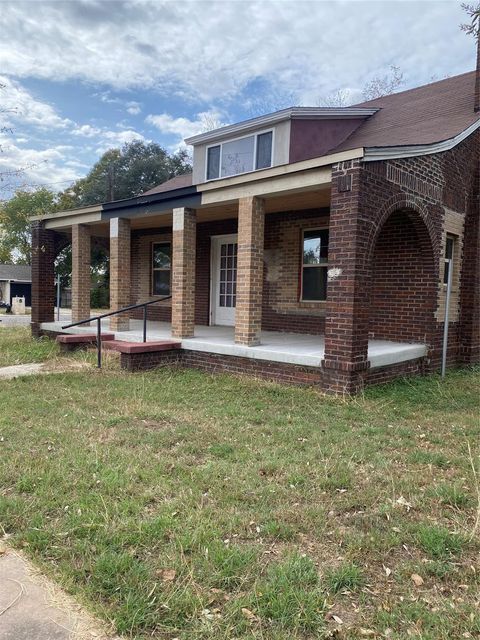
[32,68,480,393]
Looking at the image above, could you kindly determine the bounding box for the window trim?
[151,241,172,297]
[300,227,329,302]
[205,128,274,181]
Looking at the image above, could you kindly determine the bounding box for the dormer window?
[206,130,273,180]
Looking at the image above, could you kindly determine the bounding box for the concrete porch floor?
[40,319,427,369]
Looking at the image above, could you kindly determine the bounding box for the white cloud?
[146,109,227,148]
[0,132,80,191]
[126,101,141,116]
[0,2,473,105]
[0,75,72,130]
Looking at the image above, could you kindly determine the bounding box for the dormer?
[185,107,378,185]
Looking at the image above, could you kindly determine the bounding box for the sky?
[0,0,476,197]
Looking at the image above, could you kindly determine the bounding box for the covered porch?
[31,150,437,392]
[40,319,427,370]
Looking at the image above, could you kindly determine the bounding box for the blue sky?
[0,0,476,196]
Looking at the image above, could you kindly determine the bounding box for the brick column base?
[235,196,265,346]
[172,208,196,338]
[109,218,131,331]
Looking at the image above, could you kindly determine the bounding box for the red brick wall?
[131,210,331,335]
[369,210,437,343]
[325,130,479,393]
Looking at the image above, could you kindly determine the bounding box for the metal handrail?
[62,295,172,368]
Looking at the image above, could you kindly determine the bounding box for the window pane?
[256,131,272,169]
[443,261,450,285]
[153,270,170,296]
[153,243,171,269]
[445,237,454,260]
[303,230,329,265]
[443,236,455,284]
[207,145,220,180]
[303,266,327,300]
[221,136,254,177]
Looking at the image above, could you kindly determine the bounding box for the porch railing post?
[143,305,147,343]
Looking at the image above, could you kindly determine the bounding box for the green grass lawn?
[0,326,61,366]
[0,329,479,639]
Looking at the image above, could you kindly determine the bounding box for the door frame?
[209,233,238,326]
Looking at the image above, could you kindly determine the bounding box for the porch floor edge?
[39,321,427,370]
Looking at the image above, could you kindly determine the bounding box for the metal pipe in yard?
[441,258,453,378]
[97,317,102,369]
[56,276,61,322]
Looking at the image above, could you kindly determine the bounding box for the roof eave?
[363,118,480,162]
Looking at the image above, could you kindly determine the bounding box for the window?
[443,234,456,285]
[152,242,171,296]
[301,229,329,301]
[206,130,273,180]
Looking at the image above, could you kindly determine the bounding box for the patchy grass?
[0,328,478,639]
[325,562,364,593]
[0,326,60,366]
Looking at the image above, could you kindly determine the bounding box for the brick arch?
[366,195,439,267]
[368,203,437,345]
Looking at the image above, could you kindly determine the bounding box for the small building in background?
[0,264,32,307]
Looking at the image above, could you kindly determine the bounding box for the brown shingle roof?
[141,173,193,196]
[334,71,479,152]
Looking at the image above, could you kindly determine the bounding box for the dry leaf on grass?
[411,573,424,586]
[156,568,176,582]
[241,607,258,622]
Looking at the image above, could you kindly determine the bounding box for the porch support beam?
[172,207,196,338]
[235,196,265,346]
[109,218,131,331]
[31,221,56,335]
[71,223,91,323]
[323,160,370,394]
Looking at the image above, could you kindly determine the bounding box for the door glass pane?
[302,266,327,300]
[303,230,329,265]
[153,270,170,296]
[218,242,238,307]
[256,131,273,169]
[221,136,254,177]
[207,145,220,180]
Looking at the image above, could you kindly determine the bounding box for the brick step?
[56,333,115,351]
[102,340,181,354]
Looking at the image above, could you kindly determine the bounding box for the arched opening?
[369,209,436,344]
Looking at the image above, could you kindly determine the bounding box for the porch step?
[102,340,181,354]
[56,333,115,351]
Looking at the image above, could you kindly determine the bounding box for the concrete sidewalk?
[0,544,117,640]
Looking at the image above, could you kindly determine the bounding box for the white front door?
[211,234,238,326]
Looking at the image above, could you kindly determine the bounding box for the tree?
[0,188,56,263]
[318,65,405,107]
[59,140,191,208]
[460,3,480,37]
[361,65,405,101]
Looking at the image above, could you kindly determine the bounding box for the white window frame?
[300,227,329,302]
[205,128,275,181]
[151,241,171,297]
